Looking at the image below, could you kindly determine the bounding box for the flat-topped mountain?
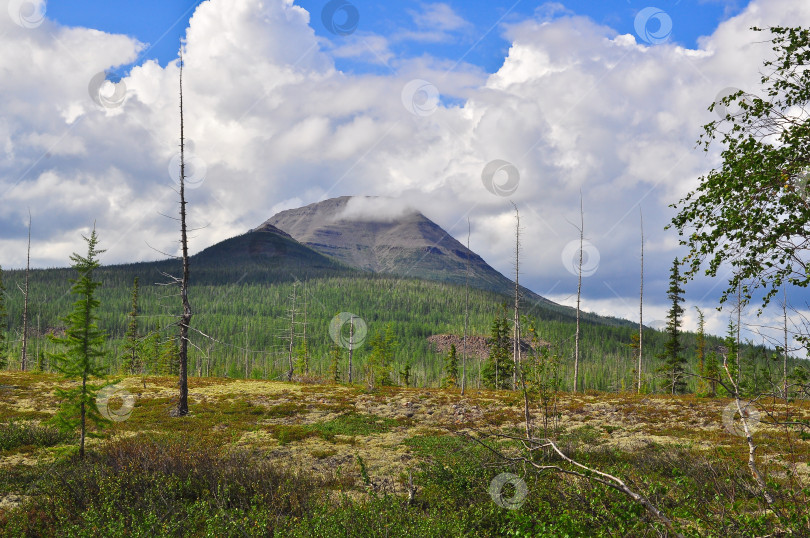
[258,196,563,313]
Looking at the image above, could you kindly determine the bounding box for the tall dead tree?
[20,211,31,371]
[300,283,309,375]
[638,209,644,393]
[782,286,788,401]
[462,218,470,396]
[511,202,521,391]
[176,55,192,416]
[736,281,742,387]
[348,316,355,383]
[36,313,40,370]
[244,323,250,378]
[721,354,774,506]
[286,282,297,381]
[573,195,583,393]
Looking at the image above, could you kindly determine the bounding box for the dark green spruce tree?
[49,229,109,459]
[328,342,342,384]
[722,320,739,396]
[704,351,720,397]
[365,324,397,389]
[160,336,180,376]
[659,258,687,394]
[443,344,459,388]
[694,306,709,396]
[483,305,513,390]
[0,265,7,369]
[121,277,140,374]
[400,362,412,387]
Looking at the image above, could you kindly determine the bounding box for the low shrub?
[0,420,69,451]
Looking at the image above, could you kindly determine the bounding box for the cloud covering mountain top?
[2,0,809,345]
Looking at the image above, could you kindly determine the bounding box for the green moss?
[268,413,398,445]
[265,401,308,418]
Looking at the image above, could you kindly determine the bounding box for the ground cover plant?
[0,371,808,536]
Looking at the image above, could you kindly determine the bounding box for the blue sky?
[48,0,751,76]
[6,0,807,345]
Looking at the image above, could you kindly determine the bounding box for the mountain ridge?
[260,196,556,304]
[258,196,625,326]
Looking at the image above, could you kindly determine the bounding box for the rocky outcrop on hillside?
[427,333,548,360]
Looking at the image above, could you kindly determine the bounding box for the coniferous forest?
[2,9,810,537]
[1,260,798,393]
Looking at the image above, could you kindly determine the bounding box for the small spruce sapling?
[49,229,110,459]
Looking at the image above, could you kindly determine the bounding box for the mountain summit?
[257,196,559,310]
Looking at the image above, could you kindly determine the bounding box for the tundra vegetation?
[1,26,810,537]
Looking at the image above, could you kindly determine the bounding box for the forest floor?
[1,371,810,536]
[2,371,809,498]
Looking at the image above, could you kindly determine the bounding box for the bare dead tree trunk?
[512,202,521,391]
[287,282,296,382]
[302,283,309,375]
[244,323,249,379]
[574,195,583,393]
[462,218,470,396]
[638,209,644,394]
[783,286,788,402]
[406,469,417,506]
[522,372,532,439]
[467,432,684,537]
[348,316,354,384]
[736,281,742,388]
[721,355,774,505]
[36,313,40,370]
[177,55,192,417]
[542,439,683,536]
[20,211,30,372]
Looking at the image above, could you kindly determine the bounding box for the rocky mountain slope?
[258,196,572,317]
